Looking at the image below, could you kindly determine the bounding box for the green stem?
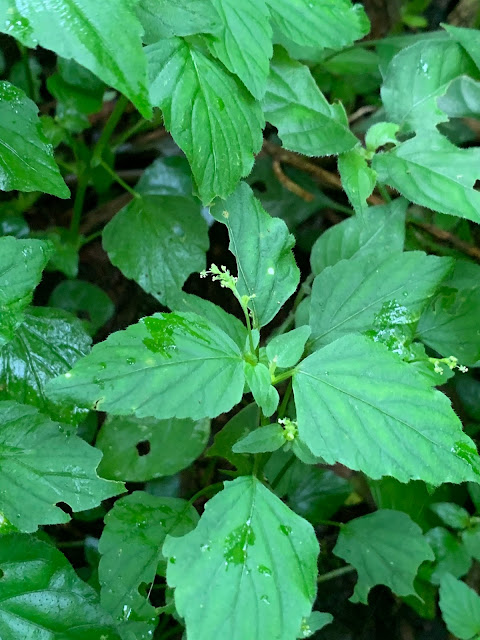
[277,380,292,418]
[271,273,314,338]
[92,94,129,165]
[317,565,355,584]
[272,369,294,385]
[17,43,35,100]
[70,173,89,236]
[113,117,148,149]
[81,230,103,246]
[99,159,140,198]
[271,454,296,490]
[186,482,224,507]
[316,518,343,528]
[377,182,392,203]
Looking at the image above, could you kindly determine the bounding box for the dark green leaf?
[163,475,319,640]
[293,334,480,484]
[334,509,434,603]
[430,502,471,529]
[136,156,194,198]
[439,574,480,640]
[287,467,351,525]
[49,279,114,336]
[96,414,210,482]
[0,401,122,532]
[426,526,471,584]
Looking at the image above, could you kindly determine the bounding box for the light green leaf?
[365,122,400,152]
[381,39,477,132]
[0,401,122,532]
[96,414,210,482]
[297,611,333,638]
[309,251,452,350]
[417,261,480,366]
[244,362,279,417]
[163,475,319,640]
[310,198,407,275]
[426,526,471,584]
[136,0,220,43]
[147,37,263,203]
[46,312,245,420]
[0,0,151,118]
[444,24,480,74]
[204,0,272,99]
[430,502,471,530]
[0,81,68,197]
[262,47,357,156]
[211,182,299,328]
[99,492,198,620]
[372,131,480,223]
[293,334,480,484]
[0,307,91,424]
[439,574,480,640]
[206,403,260,474]
[0,533,121,640]
[438,75,480,119]
[0,237,50,347]
[266,0,369,51]
[232,423,286,454]
[338,147,377,218]
[333,509,434,603]
[49,279,114,336]
[103,195,209,305]
[266,326,311,368]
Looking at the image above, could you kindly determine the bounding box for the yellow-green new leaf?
[337,147,376,218]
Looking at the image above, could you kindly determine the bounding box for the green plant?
[3,1,480,638]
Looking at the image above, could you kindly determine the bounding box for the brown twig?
[409,219,480,262]
[80,192,132,235]
[272,159,314,202]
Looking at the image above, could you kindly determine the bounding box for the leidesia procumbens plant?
[3,0,480,638]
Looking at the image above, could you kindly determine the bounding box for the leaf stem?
[186,482,224,507]
[271,273,314,338]
[317,565,355,583]
[17,43,35,100]
[99,159,140,199]
[278,380,292,418]
[271,454,296,490]
[316,518,343,528]
[272,369,294,385]
[70,172,89,236]
[92,94,129,165]
[376,182,391,203]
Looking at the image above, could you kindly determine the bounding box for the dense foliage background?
[3,1,480,639]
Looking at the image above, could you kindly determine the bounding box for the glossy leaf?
[0,0,151,118]
[0,533,121,640]
[265,0,370,51]
[0,81,68,197]
[0,236,50,347]
[293,334,480,484]
[262,47,357,156]
[136,0,219,43]
[381,39,477,132]
[46,312,245,420]
[99,492,198,620]
[266,326,311,368]
[163,475,319,640]
[337,147,377,218]
[0,307,91,424]
[309,251,452,349]
[103,195,209,305]
[205,0,272,99]
[211,182,299,328]
[372,131,480,223]
[0,401,122,532]
[310,198,406,275]
[333,509,434,603]
[147,37,263,203]
[232,423,286,454]
[96,414,210,482]
[439,574,480,640]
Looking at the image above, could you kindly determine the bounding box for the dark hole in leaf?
[136,440,151,456]
[55,501,73,516]
[77,310,91,321]
[475,179,480,191]
[0,568,4,579]
[250,180,267,193]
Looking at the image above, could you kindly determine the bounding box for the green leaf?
[266,0,370,51]
[211,182,299,328]
[0,533,121,640]
[244,362,279,417]
[232,423,286,454]
[309,251,452,350]
[147,37,263,203]
[49,279,114,336]
[297,611,333,638]
[32,226,81,277]
[96,414,210,482]
[0,307,91,424]
[204,0,272,99]
[0,0,151,118]
[293,334,480,484]
[439,574,480,640]
[430,502,471,530]
[0,401,122,532]
[333,509,434,603]
[163,475,319,640]
[136,0,220,43]
[262,47,357,156]
[444,24,480,74]
[46,312,245,420]
[417,261,480,366]
[438,76,480,119]
[206,403,261,474]
[136,155,194,198]
[372,131,480,223]
[103,195,209,305]
[310,198,407,274]
[462,525,480,561]
[365,122,400,152]
[0,81,68,197]
[0,236,50,347]
[266,326,311,368]
[381,39,477,132]
[99,492,198,620]
[337,147,377,218]
[426,526,471,584]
